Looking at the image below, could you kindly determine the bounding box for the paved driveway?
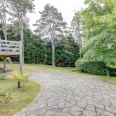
[18,71,116,116]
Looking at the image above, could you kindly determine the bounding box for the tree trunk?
[19,17,24,64]
[115,62,116,66]
[19,41,23,73]
[107,70,109,76]
[2,28,12,64]
[8,57,12,64]
[3,29,7,40]
[3,59,6,73]
[52,37,55,66]
[17,81,21,88]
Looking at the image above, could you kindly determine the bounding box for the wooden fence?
[0,39,23,73]
[0,39,21,56]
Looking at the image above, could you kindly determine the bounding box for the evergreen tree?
[71,12,84,48]
[8,0,35,43]
[34,4,67,66]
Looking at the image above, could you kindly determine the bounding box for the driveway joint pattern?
[18,71,116,116]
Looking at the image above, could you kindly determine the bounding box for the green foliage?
[12,72,28,81]
[24,39,47,64]
[2,57,9,61]
[34,4,67,66]
[81,25,116,62]
[106,65,116,76]
[8,28,47,64]
[55,43,67,66]
[44,42,52,65]
[75,58,87,71]
[0,79,41,116]
[7,27,80,67]
[55,43,77,67]
[79,0,116,62]
[0,74,7,80]
[0,91,12,104]
[44,38,80,67]
[10,72,28,88]
[75,59,107,76]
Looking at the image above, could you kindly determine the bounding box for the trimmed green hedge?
[75,59,107,76]
[76,59,116,76]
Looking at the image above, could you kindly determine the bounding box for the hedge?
[75,59,116,76]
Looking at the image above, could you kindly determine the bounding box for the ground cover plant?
[0,77,41,116]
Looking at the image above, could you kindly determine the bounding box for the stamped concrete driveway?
[18,71,116,116]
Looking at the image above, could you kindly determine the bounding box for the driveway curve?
[18,71,116,116]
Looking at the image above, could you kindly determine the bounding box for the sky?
[28,0,84,30]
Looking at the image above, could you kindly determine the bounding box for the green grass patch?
[73,71,116,83]
[98,75,116,83]
[0,79,41,116]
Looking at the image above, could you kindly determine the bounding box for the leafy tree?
[8,0,35,43]
[44,35,80,67]
[79,0,116,63]
[6,26,79,67]
[44,41,52,65]
[24,29,47,64]
[8,0,35,69]
[67,35,80,61]
[11,72,28,88]
[7,27,47,64]
[34,4,67,66]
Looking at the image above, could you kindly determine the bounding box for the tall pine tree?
[34,4,67,66]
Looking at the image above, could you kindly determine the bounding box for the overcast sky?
[28,0,84,30]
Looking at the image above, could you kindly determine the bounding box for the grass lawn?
[0,79,41,116]
[72,71,116,83]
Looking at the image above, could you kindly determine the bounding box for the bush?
[106,65,116,76]
[75,58,87,71]
[0,91,12,104]
[0,74,7,80]
[10,72,29,88]
[75,59,107,76]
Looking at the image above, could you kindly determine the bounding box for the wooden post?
[3,58,6,73]
[19,41,23,73]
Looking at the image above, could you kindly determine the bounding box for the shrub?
[106,65,116,76]
[10,72,29,88]
[75,58,87,71]
[0,74,7,80]
[75,59,107,76]
[0,91,12,104]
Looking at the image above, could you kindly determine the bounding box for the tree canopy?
[79,0,116,62]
